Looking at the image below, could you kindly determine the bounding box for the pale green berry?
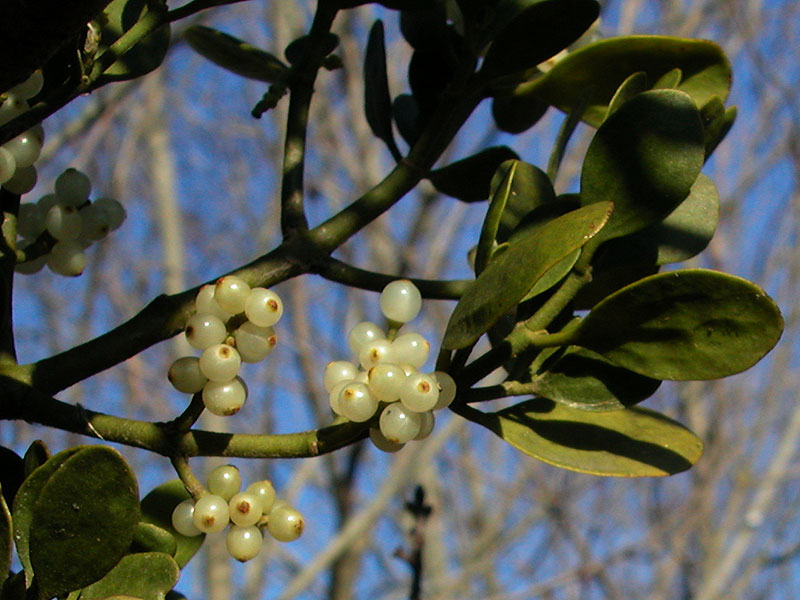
[92,197,126,230]
[369,427,404,453]
[367,363,406,402]
[233,322,276,363]
[202,377,248,416]
[400,372,440,412]
[54,168,91,206]
[4,131,41,168]
[77,203,111,241]
[0,96,28,126]
[207,465,241,500]
[347,321,384,356]
[3,164,37,195]
[380,279,422,323]
[432,371,457,410]
[168,356,208,393]
[185,314,227,350]
[47,241,85,276]
[244,287,283,327]
[379,403,422,443]
[323,361,357,392]
[338,382,378,422]
[199,343,242,381]
[0,147,17,184]
[17,202,44,240]
[195,284,231,321]
[14,254,46,275]
[267,504,305,542]
[171,499,202,537]
[9,70,44,99]
[246,480,276,514]
[228,492,264,526]
[328,379,350,415]
[192,494,230,534]
[391,333,430,368]
[413,410,435,440]
[226,525,263,561]
[214,275,250,314]
[358,338,394,370]
[45,204,82,241]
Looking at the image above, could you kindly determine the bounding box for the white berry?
[226,525,263,562]
[323,361,358,392]
[228,492,264,526]
[233,322,276,363]
[168,356,208,393]
[54,168,91,206]
[369,427,405,453]
[47,241,85,276]
[244,287,283,327]
[380,279,422,323]
[433,371,457,410]
[246,480,276,514]
[379,403,422,443]
[199,344,242,381]
[185,314,227,350]
[215,275,250,314]
[400,372,440,412]
[195,284,231,321]
[367,363,407,402]
[391,333,430,368]
[338,382,379,422]
[347,321,384,356]
[202,377,248,416]
[207,465,241,500]
[267,504,305,542]
[358,338,394,370]
[192,494,230,534]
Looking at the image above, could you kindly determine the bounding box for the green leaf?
[700,96,736,159]
[574,269,784,380]
[490,160,556,242]
[29,446,140,600]
[284,33,339,66]
[22,441,49,479]
[184,26,288,83]
[532,346,661,410]
[364,20,400,159]
[96,0,170,85]
[131,522,177,557]
[443,201,613,349]
[480,0,600,80]
[580,89,704,243]
[458,399,703,476]
[78,553,179,600]
[491,90,549,134]
[140,481,204,568]
[0,446,24,510]
[653,67,682,89]
[605,71,648,119]
[510,35,731,127]
[13,447,82,587]
[475,161,518,275]
[430,147,519,203]
[392,94,420,147]
[0,485,11,584]
[521,249,580,302]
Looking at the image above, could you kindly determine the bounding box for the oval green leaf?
[364,20,400,159]
[30,446,140,600]
[475,160,518,275]
[457,399,702,476]
[140,480,204,568]
[131,522,178,557]
[96,0,170,85]
[480,0,600,80]
[491,91,549,134]
[605,71,648,119]
[23,441,49,479]
[532,346,661,410]
[78,552,179,600]
[580,89,704,243]
[184,25,288,83]
[0,445,24,510]
[430,146,519,203]
[443,201,613,349]
[574,269,784,380]
[509,35,731,127]
[490,160,556,242]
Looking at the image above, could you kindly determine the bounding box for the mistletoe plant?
[0,0,784,598]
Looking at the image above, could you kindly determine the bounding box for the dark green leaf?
[96,0,170,85]
[490,160,556,241]
[409,48,456,126]
[22,441,49,479]
[284,33,339,66]
[605,71,648,119]
[580,89,704,243]
[480,0,600,80]
[476,161,518,275]
[399,6,448,50]
[0,446,23,510]
[78,552,179,600]
[30,446,140,600]
[573,261,659,310]
[443,201,613,349]
[184,26,288,83]
[653,67,682,89]
[457,399,703,476]
[392,94,420,147]
[430,146,519,203]
[491,91,549,133]
[13,447,82,587]
[0,486,11,583]
[364,21,400,159]
[510,35,731,127]
[521,249,579,301]
[140,480,204,568]
[574,269,784,380]
[532,346,661,410]
[131,522,177,557]
[700,96,736,159]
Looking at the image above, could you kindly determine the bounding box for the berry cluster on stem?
[0,70,44,192]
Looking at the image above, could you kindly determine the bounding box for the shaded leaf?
[364,21,400,159]
[399,5,448,50]
[481,0,600,80]
[409,48,457,127]
[30,446,140,600]
[573,260,659,310]
[490,160,557,241]
[430,146,519,203]
[78,553,179,600]
[458,399,703,476]
[0,486,11,583]
[392,94,420,147]
[522,248,580,301]
[510,35,731,127]
[605,71,648,119]
[13,447,82,587]
[476,160,518,275]
[491,91,549,133]
[653,67,682,89]
[284,33,339,66]
[96,0,170,85]
[532,346,661,410]
[574,269,784,380]
[140,480,204,568]
[580,89,704,243]
[184,26,288,82]
[443,201,613,349]
[22,441,49,479]
[0,446,23,510]
[131,522,177,557]
[700,96,736,159]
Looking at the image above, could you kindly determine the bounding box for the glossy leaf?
[459,399,703,476]
[580,89,704,243]
[443,201,613,349]
[0,446,23,509]
[430,146,519,203]
[605,71,648,119]
[78,552,179,600]
[510,36,731,127]
[140,480,204,568]
[13,447,82,586]
[96,0,170,85]
[0,485,11,584]
[29,446,140,600]
[184,26,288,83]
[532,346,661,410]
[131,522,178,557]
[364,21,400,159]
[480,0,600,80]
[490,160,556,242]
[574,269,784,380]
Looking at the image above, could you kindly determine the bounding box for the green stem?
[166,0,250,22]
[170,454,204,499]
[0,189,19,361]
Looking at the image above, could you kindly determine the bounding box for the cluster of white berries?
[15,168,126,276]
[1,70,44,193]
[171,465,304,562]
[168,275,283,416]
[325,280,456,452]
